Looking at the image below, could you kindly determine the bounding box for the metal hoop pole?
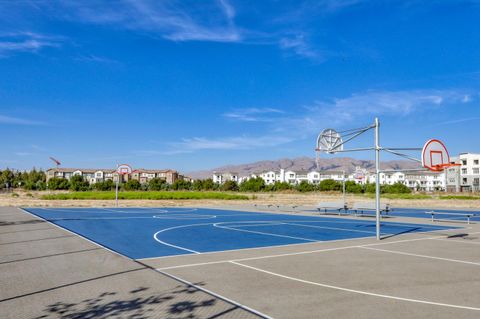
[375,118,381,240]
[115,164,119,207]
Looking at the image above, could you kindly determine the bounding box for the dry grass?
[2,190,480,209]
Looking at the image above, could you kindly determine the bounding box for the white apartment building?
[213,172,239,184]
[454,153,480,192]
[214,168,445,191]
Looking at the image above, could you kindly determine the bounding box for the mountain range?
[187,157,421,179]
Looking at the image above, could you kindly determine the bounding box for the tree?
[69,175,90,191]
[239,177,265,192]
[202,178,216,190]
[171,180,192,191]
[383,182,411,194]
[0,169,15,188]
[123,179,141,191]
[345,181,363,193]
[296,180,314,192]
[47,177,70,190]
[268,181,292,191]
[221,180,239,191]
[318,179,341,191]
[148,178,167,191]
[93,180,114,191]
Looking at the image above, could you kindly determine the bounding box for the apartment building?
[212,172,239,184]
[454,153,480,192]
[46,168,180,184]
[214,168,444,191]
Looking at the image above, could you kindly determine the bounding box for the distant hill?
[187,156,421,179]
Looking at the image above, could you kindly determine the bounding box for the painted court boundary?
[19,208,272,319]
[159,231,480,312]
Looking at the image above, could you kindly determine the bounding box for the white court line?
[156,235,459,270]
[20,208,127,259]
[360,246,480,266]
[433,238,480,245]
[142,220,465,261]
[155,269,273,319]
[286,222,378,235]
[229,261,480,312]
[153,223,217,254]
[213,223,318,242]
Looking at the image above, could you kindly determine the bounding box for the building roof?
[47,168,115,173]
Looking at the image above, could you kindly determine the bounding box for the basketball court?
[2,205,479,318]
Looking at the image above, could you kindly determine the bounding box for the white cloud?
[166,135,295,154]
[0,114,46,125]
[49,0,241,42]
[279,33,321,59]
[223,108,285,122]
[308,89,470,123]
[0,32,62,57]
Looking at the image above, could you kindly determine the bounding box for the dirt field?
[2,190,480,210]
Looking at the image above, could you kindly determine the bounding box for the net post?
[375,118,381,240]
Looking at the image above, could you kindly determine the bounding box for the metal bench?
[351,202,390,217]
[316,201,348,215]
[426,211,477,224]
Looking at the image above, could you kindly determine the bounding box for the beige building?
[46,168,181,184]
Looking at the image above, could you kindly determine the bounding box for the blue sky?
[1,0,479,173]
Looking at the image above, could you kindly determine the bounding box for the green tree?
[345,181,363,193]
[221,180,239,191]
[383,182,411,194]
[47,177,70,190]
[123,179,141,191]
[296,180,315,192]
[171,180,192,190]
[148,178,167,191]
[192,179,204,191]
[69,175,90,191]
[266,181,292,191]
[93,180,115,191]
[318,179,341,191]
[0,169,15,188]
[239,177,265,192]
[202,178,216,190]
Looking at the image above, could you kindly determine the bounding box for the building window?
[462,160,467,165]
[473,168,479,174]
[474,178,480,186]
[475,160,479,165]
[462,168,467,174]
[463,178,468,184]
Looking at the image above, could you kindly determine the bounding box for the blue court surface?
[23,207,457,260]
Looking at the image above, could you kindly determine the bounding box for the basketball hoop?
[316,129,343,154]
[117,164,132,175]
[421,139,452,172]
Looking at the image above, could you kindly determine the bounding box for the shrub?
[383,182,411,194]
[171,180,192,191]
[270,181,293,191]
[148,178,167,191]
[221,180,239,191]
[47,177,70,190]
[202,178,216,191]
[239,177,265,192]
[123,179,141,191]
[318,179,341,191]
[345,181,363,193]
[296,180,315,192]
[69,175,90,191]
[93,180,115,191]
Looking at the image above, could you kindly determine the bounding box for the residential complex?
[213,153,480,192]
[214,168,445,192]
[46,168,190,185]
